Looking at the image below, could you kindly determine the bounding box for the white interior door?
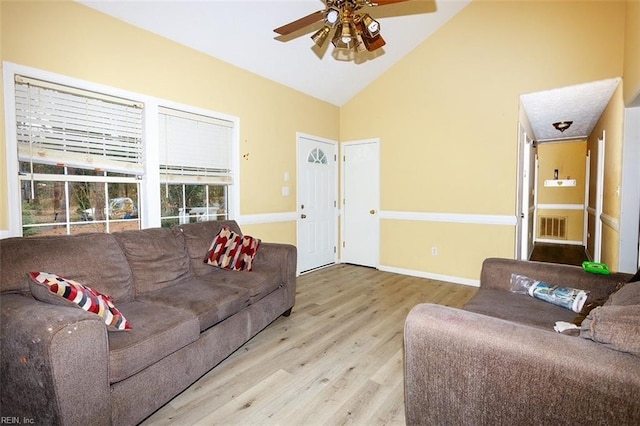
[584,151,591,246]
[297,134,337,273]
[594,134,605,262]
[516,125,536,260]
[619,106,640,272]
[342,139,380,268]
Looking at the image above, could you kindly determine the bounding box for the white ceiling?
[79,0,619,142]
[521,78,621,143]
[79,0,471,106]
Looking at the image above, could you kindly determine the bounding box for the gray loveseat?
[0,220,296,425]
[404,257,640,425]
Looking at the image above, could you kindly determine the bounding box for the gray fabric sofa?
[404,257,640,425]
[0,220,296,425]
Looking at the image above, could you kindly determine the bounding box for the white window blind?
[14,75,144,174]
[159,107,233,184]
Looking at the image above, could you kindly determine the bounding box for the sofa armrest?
[1,293,111,425]
[404,303,640,426]
[253,242,297,309]
[480,257,632,300]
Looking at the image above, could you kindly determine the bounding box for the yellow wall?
[536,141,587,242]
[587,83,625,269]
[624,0,640,105]
[537,141,586,205]
[1,1,632,281]
[341,0,625,280]
[381,220,515,279]
[0,1,339,244]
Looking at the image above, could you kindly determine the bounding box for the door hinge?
[343,155,346,162]
[334,200,337,208]
[334,154,337,161]
[343,241,345,248]
[334,246,337,253]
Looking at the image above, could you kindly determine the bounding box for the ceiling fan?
[274,0,410,59]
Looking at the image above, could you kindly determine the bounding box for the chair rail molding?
[379,211,516,226]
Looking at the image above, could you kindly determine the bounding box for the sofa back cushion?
[114,227,194,294]
[178,220,243,276]
[0,233,134,302]
[480,258,632,302]
[605,281,640,306]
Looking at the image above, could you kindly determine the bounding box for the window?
[14,75,143,236]
[158,107,234,227]
[308,148,328,164]
[4,63,239,237]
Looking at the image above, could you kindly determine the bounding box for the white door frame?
[296,132,339,274]
[619,106,640,272]
[515,124,526,260]
[532,154,540,243]
[594,133,606,262]
[340,138,381,268]
[516,124,535,260]
[584,151,591,246]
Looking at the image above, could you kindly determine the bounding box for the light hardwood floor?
[141,264,478,426]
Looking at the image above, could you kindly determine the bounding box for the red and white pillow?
[29,272,132,331]
[204,226,260,271]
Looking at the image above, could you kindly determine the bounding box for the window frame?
[2,61,240,237]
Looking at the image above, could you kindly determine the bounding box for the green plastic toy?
[582,261,610,275]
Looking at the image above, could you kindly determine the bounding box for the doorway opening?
[516,78,636,268]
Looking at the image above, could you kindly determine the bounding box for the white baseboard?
[378,265,480,287]
[535,239,584,245]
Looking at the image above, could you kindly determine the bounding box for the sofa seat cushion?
[108,300,199,383]
[136,278,250,331]
[463,289,577,330]
[201,267,282,304]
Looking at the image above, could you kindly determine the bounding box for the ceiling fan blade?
[368,0,410,6]
[274,10,325,35]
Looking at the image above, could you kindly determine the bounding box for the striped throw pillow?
[29,272,132,331]
[204,226,260,271]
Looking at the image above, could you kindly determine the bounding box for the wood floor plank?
[141,264,478,425]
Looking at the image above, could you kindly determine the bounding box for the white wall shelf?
[544,179,577,187]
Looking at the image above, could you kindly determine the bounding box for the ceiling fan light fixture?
[332,23,356,49]
[325,7,340,25]
[361,14,380,37]
[354,23,367,53]
[311,25,332,48]
[552,121,573,132]
[274,0,411,61]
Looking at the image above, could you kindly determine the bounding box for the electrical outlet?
[431,246,438,256]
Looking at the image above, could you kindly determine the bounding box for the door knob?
[301,214,307,219]
[370,209,376,214]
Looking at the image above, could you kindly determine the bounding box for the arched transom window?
[308,148,328,165]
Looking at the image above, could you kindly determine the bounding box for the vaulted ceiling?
[79,0,619,142]
[79,0,470,106]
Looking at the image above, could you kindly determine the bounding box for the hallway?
[529,242,590,267]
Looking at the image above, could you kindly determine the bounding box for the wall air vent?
[539,216,567,239]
